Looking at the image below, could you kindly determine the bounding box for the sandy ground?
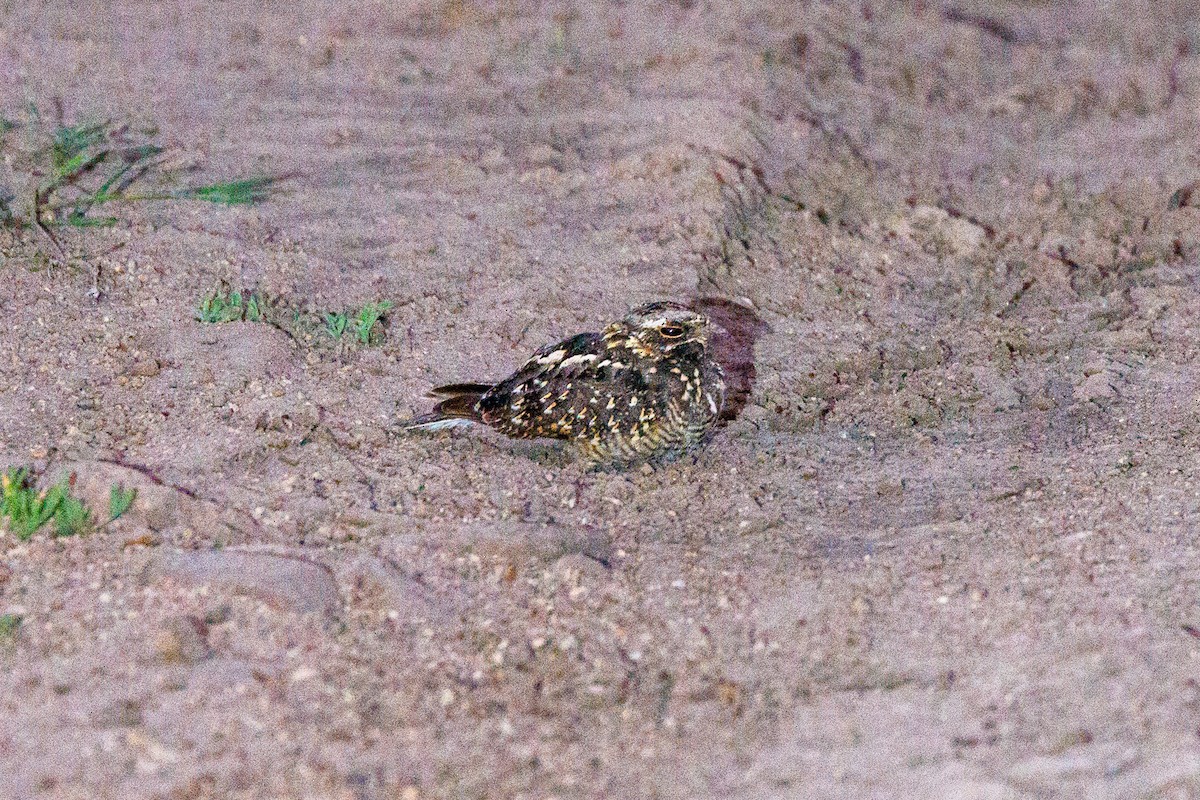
[3,1,1200,798]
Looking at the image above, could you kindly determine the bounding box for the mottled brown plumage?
[409,301,726,467]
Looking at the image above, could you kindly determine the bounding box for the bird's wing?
[478,332,626,436]
[492,332,607,390]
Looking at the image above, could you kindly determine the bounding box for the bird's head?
[609,301,710,358]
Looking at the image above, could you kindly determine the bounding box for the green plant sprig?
[197,290,395,348]
[3,116,281,234]
[1,468,136,540]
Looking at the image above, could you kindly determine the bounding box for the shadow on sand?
[693,297,770,426]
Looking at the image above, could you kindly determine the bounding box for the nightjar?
[408,301,726,467]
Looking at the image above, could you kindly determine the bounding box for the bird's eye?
[659,324,685,338]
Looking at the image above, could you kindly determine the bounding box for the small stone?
[290,666,317,683]
[1074,372,1116,402]
[203,604,232,625]
[128,359,161,378]
[552,553,609,583]
[524,143,560,167]
[152,549,339,618]
[1169,179,1200,209]
[334,554,441,624]
[717,679,741,706]
[154,616,211,665]
[94,698,146,728]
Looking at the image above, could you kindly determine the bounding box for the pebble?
[152,549,340,618]
[128,359,161,378]
[153,616,211,665]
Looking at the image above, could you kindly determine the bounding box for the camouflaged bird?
[408,301,726,467]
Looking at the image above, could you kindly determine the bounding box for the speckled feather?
[409,302,726,466]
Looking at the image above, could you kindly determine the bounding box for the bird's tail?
[406,383,492,430]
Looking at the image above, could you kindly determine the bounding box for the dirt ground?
[3,1,1200,798]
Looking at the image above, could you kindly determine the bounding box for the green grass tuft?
[323,311,349,339]
[1,468,63,538]
[54,493,92,537]
[352,301,394,344]
[197,289,394,348]
[173,176,277,206]
[65,214,119,228]
[1,467,137,540]
[197,290,265,323]
[1,113,281,240]
[0,614,22,640]
[48,120,110,180]
[109,485,137,521]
